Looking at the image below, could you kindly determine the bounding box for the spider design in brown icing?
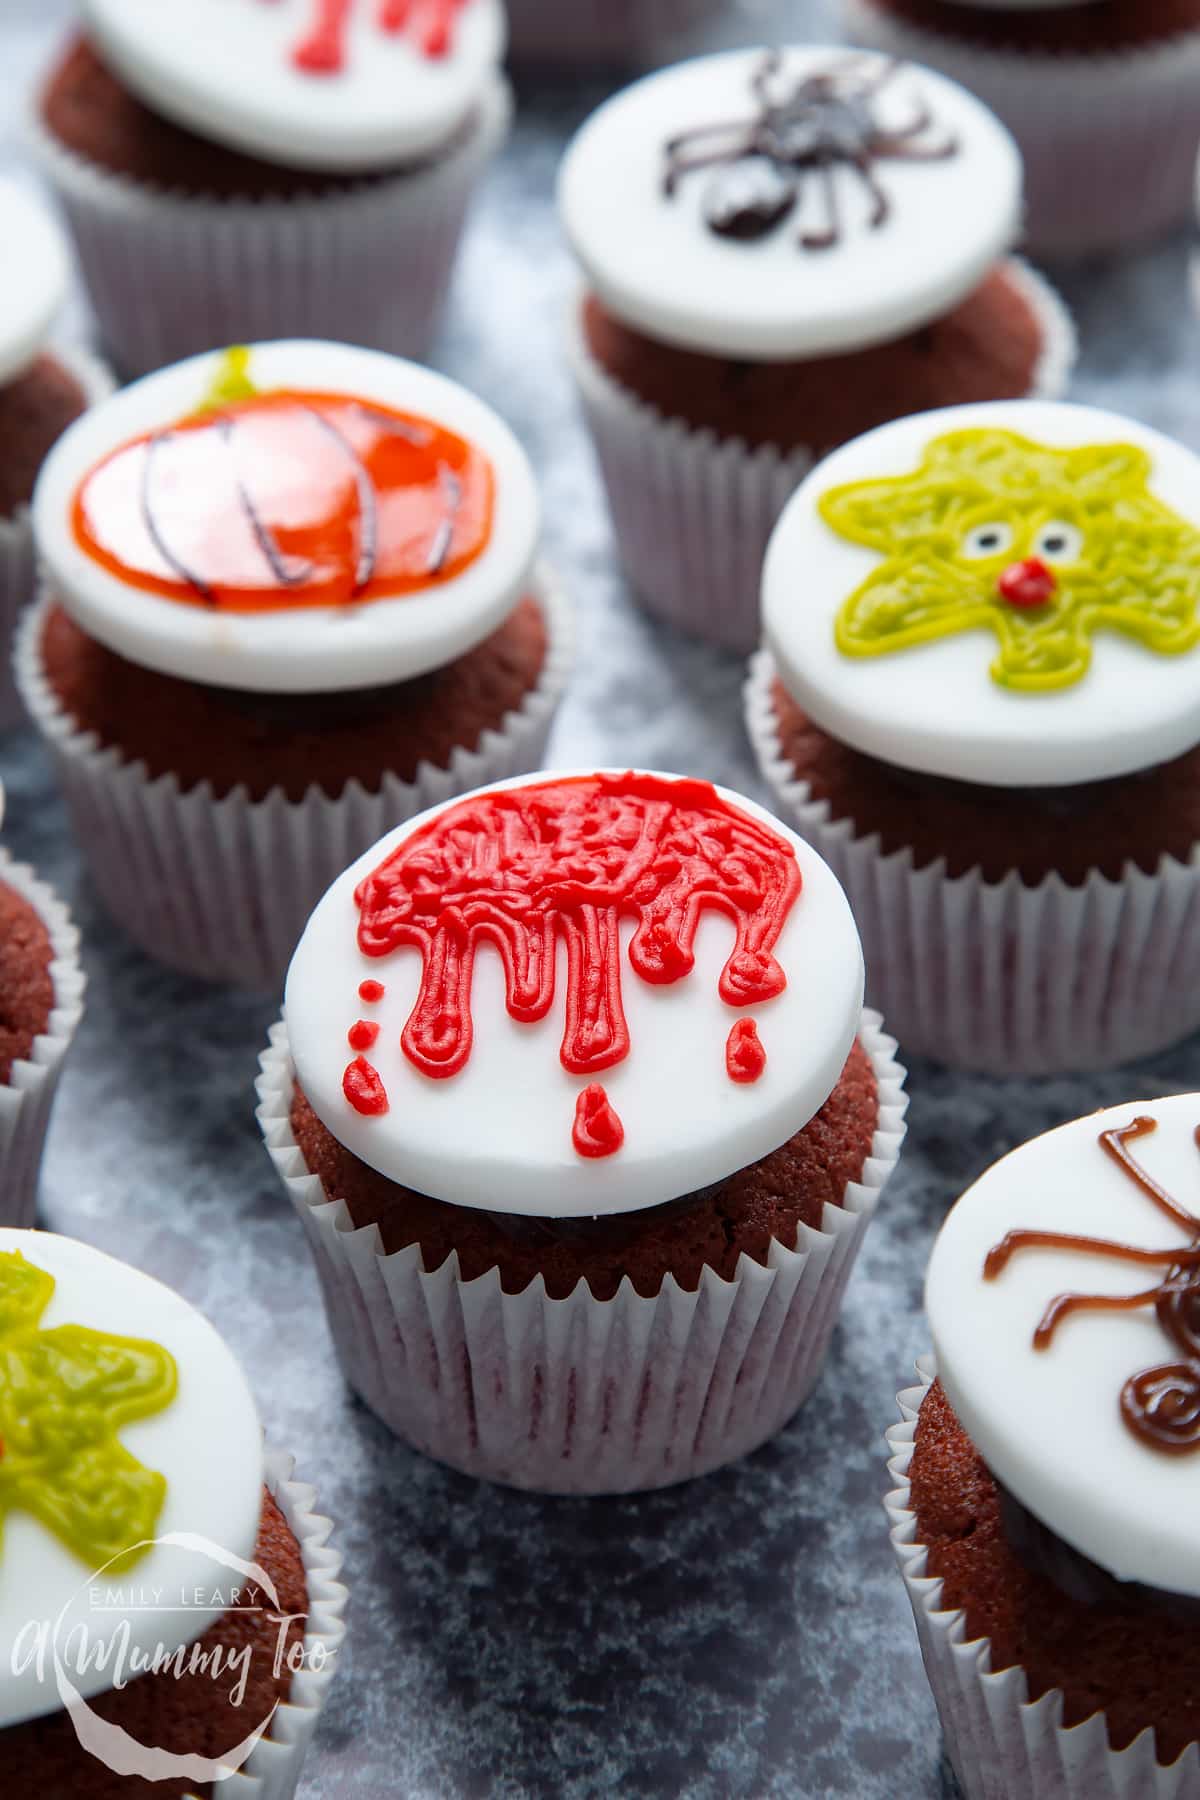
[662,53,957,251]
[985,1116,1200,1455]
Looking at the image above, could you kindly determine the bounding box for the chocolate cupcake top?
[558,47,1020,361]
[762,398,1200,787]
[927,1096,1200,1599]
[0,179,71,389]
[79,0,505,170]
[33,338,540,694]
[284,768,866,1217]
[0,1229,263,1731]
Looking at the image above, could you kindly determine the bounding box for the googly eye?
[1034,521,1083,565]
[963,522,1013,560]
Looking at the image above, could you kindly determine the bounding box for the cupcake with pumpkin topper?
[504,0,727,67]
[888,1098,1200,1797]
[0,1226,346,1793]
[840,0,1200,257]
[19,338,571,991]
[0,179,112,732]
[0,782,85,1232]
[29,0,510,378]
[257,766,908,1494]
[558,46,1074,654]
[747,397,1200,1074]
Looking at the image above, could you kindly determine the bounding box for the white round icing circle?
[558,47,1021,361]
[0,180,70,389]
[927,1096,1200,1598]
[33,339,540,695]
[285,769,866,1217]
[80,0,505,170]
[0,1229,263,1730]
[763,399,1200,789]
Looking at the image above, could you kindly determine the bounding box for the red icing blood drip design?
[359,980,385,1003]
[573,1085,624,1159]
[287,0,469,70]
[348,1019,381,1051]
[345,773,802,1158]
[344,1055,389,1116]
[726,1018,767,1085]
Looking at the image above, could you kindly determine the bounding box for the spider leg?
[1101,1116,1200,1234]
[663,131,758,197]
[1034,1285,1170,1350]
[874,132,959,163]
[819,51,901,96]
[985,1229,1200,1280]
[752,48,784,109]
[800,157,839,250]
[878,101,932,142]
[850,150,889,230]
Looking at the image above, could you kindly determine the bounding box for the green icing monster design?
[823,427,1200,692]
[0,1250,178,1572]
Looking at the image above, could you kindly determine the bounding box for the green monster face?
[823,428,1200,692]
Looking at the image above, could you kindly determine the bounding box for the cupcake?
[0,1226,346,1793]
[21,337,570,991]
[748,397,1200,1075]
[0,783,85,1232]
[29,0,511,377]
[258,766,908,1494]
[505,0,727,67]
[558,46,1075,653]
[840,0,1200,258]
[888,1097,1200,1796]
[0,178,112,733]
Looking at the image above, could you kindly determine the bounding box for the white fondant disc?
[285,769,866,1217]
[0,180,70,388]
[763,399,1200,789]
[928,1096,1200,1598]
[33,339,540,694]
[81,0,506,171]
[558,47,1021,361]
[0,1230,263,1729]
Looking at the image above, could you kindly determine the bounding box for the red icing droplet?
[343,1056,389,1116]
[572,1085,624,1159]
[358,980,385,1004]
[997,557,1056,610]
[726,1018,767,1084]
[348,1019,381,1051]
[289,0,466,71]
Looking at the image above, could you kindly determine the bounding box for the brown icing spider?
[663,52,957,251]
[985,1116,1200,1455]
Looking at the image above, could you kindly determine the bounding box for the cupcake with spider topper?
[504,0,727,68]
[841,0,1200,257]
[888,1099,1200,1796]
[28,0,510,377]
[257,766,908,1494]
[0,781,85,1232]
[19,337,571,991]
[0,180,112,733]
[558,46,1074,655]
[0,1227,346,1794]
[747,397,1200,1074]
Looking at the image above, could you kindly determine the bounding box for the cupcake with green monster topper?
[747,398,1200,1073]
[0,1227,346,1793]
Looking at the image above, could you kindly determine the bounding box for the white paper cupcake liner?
[840,0,1200,258]
[567,260,1075,655]
[886,1360,1200,1799]
[14,563,573,993]
[254,1011,908,1496]
[26,76,511,378]
[0,848,85,1231]
[505,0,725,62]
[745,651,1200,1076]
[0,343,115,733]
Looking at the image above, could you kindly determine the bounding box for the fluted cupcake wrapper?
[0,344,115,733]
[14,565,573,993]
[25,77,510,379]
[567,261,1075,655]
[255,1012,908,1496]
[745,651,1200,1076]
[840,0,1200,258]
[886,1361,1200,1800]
[505,0,724,62]
[0,847,85,1228]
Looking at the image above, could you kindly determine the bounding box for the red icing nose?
[997,558,1057,610]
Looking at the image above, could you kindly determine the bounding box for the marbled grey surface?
[4,2,1200,1794]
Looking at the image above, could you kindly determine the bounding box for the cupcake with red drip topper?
[257,767,907,1494]
[28,0,510,377]
[20,338,572,991]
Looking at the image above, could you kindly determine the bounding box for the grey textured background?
[4,2,1200,1794]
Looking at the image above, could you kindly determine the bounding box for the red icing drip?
[289,0,467,70]
[351,774,801,1120]
[572,1085,624,1159]
[726,1018,767,1084]
[359,979,386,1003]
[997,557,1056,610]
[344,1055,389,1116]
[348,1019,381,1051]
